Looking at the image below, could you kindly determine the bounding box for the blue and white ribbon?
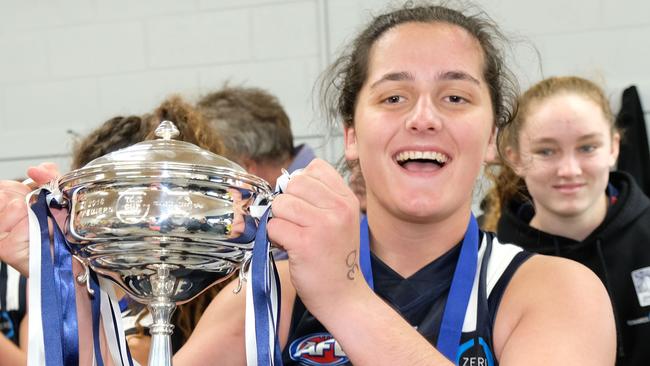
[245,169,300,366]
[26,186,138,366]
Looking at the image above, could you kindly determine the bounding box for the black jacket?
[497,171,650,366]
[616,86,650,197]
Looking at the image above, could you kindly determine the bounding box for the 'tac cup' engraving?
[116,190,151,224]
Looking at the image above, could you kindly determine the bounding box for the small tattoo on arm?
[346,250,359,280]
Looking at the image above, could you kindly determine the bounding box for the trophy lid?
[59,120,271,192]
[83,120,245,170]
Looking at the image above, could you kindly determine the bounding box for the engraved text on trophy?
[117,190,151,224]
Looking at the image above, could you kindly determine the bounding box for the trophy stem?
[147,265,177,366]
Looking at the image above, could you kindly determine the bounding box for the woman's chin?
[389,199,450,223]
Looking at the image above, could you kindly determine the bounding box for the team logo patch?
[631,266,650,307]
[457,337,494,366]
[289,332,349,365]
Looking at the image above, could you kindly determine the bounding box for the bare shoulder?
[492,255,616,365]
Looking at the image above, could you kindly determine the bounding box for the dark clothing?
[0,262,27,345]
[287,144,316,173]
[497,171,650,366]
[616,86,650,197]
[282,233,531,365]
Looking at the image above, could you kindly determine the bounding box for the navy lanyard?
[0,262,6,311]
[359,214,479,362]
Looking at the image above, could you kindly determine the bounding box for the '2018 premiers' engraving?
[78,197,114,218]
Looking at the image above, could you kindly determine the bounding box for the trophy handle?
[72,255,95,295]
[233,253,253,294]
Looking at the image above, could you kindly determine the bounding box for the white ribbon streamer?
[99,277,140,366]
[26,189,46,366]
[244,263,258,364]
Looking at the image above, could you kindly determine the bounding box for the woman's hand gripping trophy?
[0,163,60,276]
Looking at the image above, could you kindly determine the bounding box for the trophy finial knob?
[155,121,180,140]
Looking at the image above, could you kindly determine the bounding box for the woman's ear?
[484,129,498,163]
[505,146,525,177]
[609,131,621,168]
[344,125,359,161]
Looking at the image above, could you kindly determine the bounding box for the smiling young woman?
[176,6,615,366]
[485,75,650,365]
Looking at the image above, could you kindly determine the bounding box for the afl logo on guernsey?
[289,333,349,365]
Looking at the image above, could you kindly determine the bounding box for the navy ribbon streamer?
[359,214,478,362]
[50,200,80,366]
[89,272,105,366]
[32,190,80,366]
[251,207,283,365]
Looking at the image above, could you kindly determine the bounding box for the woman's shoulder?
[491,254,616,362]
[496,254,608,314]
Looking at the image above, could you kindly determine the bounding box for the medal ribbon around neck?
[359,214,479,362]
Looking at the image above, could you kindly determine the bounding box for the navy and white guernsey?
[0,261,27,345]
[282,232,531,366]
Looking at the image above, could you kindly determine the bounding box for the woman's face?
[510,93,620,221]
[345,21,495,222]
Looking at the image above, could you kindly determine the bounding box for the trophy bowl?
[54,121,273,365]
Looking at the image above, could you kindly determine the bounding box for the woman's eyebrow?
[369,69,480,90]
[369,71,414,89]
[437,70,481,85]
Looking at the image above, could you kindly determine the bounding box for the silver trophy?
[51,121,273,366]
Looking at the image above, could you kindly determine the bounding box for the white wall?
[1,0,649,179]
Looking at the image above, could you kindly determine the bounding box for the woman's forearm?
[314,284,452,366]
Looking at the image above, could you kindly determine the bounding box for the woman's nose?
[557,153,582,177]
[404,97,442,132]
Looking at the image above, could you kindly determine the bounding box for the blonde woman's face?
[510,93,620,220]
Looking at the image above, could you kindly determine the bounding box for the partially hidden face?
[345,21,495,222]
[510,93,620,220]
